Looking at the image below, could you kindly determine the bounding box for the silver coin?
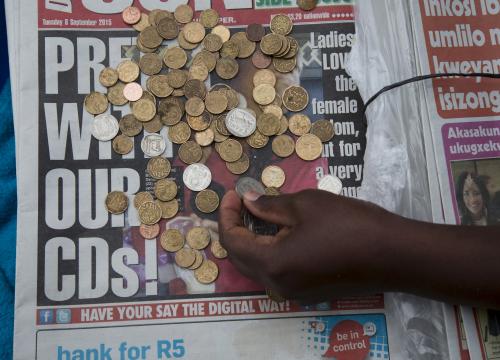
[91,114,119,141]
[318,175,343,195]
[235,177,265,198]
[225,108,257,137]
[183,163,212,192]
[141,134,166,157]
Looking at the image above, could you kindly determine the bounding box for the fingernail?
[243,190,262,202]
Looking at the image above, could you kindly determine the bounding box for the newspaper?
[8,1,411,359]
[407,1,500,359]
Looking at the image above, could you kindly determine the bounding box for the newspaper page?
[10,1,410,359]
[409,1,500,359]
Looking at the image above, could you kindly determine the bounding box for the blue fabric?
[0,0,17,358]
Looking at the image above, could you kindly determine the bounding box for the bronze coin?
[246,23,266,42]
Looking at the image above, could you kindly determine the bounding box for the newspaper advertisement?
[9,0,411,359]
[409,1,500,359]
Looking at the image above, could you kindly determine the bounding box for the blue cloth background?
[0,0,17,358]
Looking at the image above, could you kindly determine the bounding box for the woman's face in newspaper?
[463,180,484,216]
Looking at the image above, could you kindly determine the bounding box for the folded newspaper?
[7,0,474,359]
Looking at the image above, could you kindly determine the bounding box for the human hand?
[218,189,402,302]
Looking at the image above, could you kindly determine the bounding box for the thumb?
[243,191,297,226]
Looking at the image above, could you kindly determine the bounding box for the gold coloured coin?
[195,128,215,147]
[295,133,323,161]
[183,22,206,43]
[112,134,134,155]
[277,115,289,135]
[143,115,163,133]
[272,134,295,157]
[184,79,207,99]
[311,119,335,142]
[186,227,211,250]
[147,75,174,98]
[160,229,185,252]
[261,165,286,188]
[289,113,311,136]
[193,50,217,72]
[215,114,230,136]
[175,248,197,268]
[212,25,231,42]
[188,250,204,270]
[211,121,229,143]
[257,112,280,136]
[117,60,140,83]
[203,33,223,52]
[174,4,194,24]
[166,69,188,89]
[107,82,128,106]
[194,260,219,284]
[159,102,183,126]
[205,91,228,114]
[231,32,256,58]
[84,92,108,115]
[178,30,199,50]
[263,104,283,119]
[283,85,309,112]
[270,14,293,36]
[132,99,157,122]
[225,153,249,174]
[218,139,243,162]
[265,187,281,196]
[158,199,179,219]
[187,112,212,131]
[186,97,205,117]
[189,63,209,81]
[138,201,162,225]
[139,53,163,75]
[99,67,119,87]
[157,17,179,40]
[179,140,203,164]
[134,191,153,209]
[154,179,178,201]
[273,57,296,73]
[168,121,191,144]
[215,57,239,80]
[284,36,299,59]
[200,9,219,28]
[133,13,150,32]
[260,33,283,55]
[195,189,220,213]
[220,40,240,59]
[246,130,269,149]
[297,0,318,11]
[147,157,171,179]
[163,47,187,69]
[253,84,276,106]
[105,191,129,214]
[253,69,276,87]
[210,240,228,259]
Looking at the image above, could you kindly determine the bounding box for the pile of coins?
[93,3,336,286]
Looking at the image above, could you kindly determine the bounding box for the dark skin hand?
[218,189,500,309]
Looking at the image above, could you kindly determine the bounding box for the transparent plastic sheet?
[346,1,460,359]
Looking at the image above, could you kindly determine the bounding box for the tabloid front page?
[10,1,407,359]
[409,1,500,359]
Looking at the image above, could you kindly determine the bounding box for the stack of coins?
[86,4,337,287]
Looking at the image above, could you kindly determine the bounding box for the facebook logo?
[39,310,54,324]
[56,309,71,324]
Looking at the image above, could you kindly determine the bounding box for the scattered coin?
[215,57,239,80]
[257,113,280,136]
[99,68,119,87]
[225,108,256,137]
[317,175,343,195]
[91,114,119,141]
[133,99,157,122]
[168,121,191,144]
[262,165,286,188]
[117,60,140,83]
[297,0,318,11]
[140,223,160,239]
[195,189,220,213]
[272,134,295,158]
[188,250,204,270]
[123,82,144,102]
[295,133,323,161]
[311,119,335,142]
[186,227,211,250]
[200,9,220,28]
[219,139,243,162]
[154,179,178,201]
[183,22,206,43]
[158,199,179,219]
[107,82,128,106]
[85,92,109,115]
[283,86,309,112]
[289,113,311,136]
[112,134,134,155]
[163,47,187,69]
[161,229,185,252]
[246,23,266,42]
[195,128,215,147]
[265,187,281,196]
[225,153,250,175]
[205,91,228,114]
[235,177,266,198]
[119,114,143,137]
[134,191,154,209]
[174,4,194,24]
[122,6,142,25]
[183,163,212,191]
[210,240,228,259]
[194,260,219,284]
[212,25,230,42]
[252,49,272,69]
[141,134,166,157]
[138,201,162,225]
[179,140,203,164]
[105,191,129,214]
[270,14,293,36]
[253,84,276,105]
[175,248,197,268]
